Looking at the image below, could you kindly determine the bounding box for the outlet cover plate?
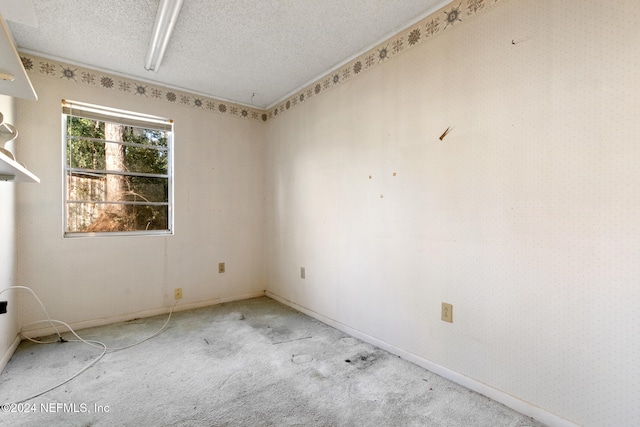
[441,302,453,323]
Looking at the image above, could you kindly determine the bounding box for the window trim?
[62,100,174,238]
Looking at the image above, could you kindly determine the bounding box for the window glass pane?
[128,176,169,203]
[66,202,169,233]
[67,173,168,203]
[123,144,168,175]
[67,138,106,170]
[67,138,168,175]
[67,124,168,174]
[63,101,172,236]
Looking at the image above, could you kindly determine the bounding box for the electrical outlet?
[174,288,182,300]
[0,301,7,314]
[218,262,225,273]
[300,267,305,279]
[441,303,453,323]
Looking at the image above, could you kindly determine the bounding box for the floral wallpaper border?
[268,0,506,120]
[19,0,505,123]
[19,54,268,122]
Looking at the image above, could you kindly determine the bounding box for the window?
[62,100,173,236]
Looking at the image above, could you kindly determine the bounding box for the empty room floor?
[0,297,545,426]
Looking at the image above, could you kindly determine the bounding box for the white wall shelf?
[1,110,38,183]
[0,148,39,182]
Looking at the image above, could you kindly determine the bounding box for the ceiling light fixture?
[144,0,184,72]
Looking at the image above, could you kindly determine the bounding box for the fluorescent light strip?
[144,0,184,72]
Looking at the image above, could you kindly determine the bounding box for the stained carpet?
[0,297,545,426]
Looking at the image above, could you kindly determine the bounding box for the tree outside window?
[63,101,173,236]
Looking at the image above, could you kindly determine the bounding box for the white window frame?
[62,100,174,237]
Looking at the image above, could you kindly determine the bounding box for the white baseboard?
[20,290,266,339]
[0,333,21,374]
[265,291,579,427]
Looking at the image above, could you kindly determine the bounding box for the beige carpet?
[0,297,545,426]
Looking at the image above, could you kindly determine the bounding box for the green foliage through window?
[63,101,173,236]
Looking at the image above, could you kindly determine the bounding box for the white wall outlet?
[441,302,453,323]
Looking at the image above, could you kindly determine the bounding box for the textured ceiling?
[4,0,449,109]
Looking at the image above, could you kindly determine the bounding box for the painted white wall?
[0,94,19,371]
[264,1,640,426]
[14,70,266,334]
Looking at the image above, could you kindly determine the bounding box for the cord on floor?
[0,285,178,405]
